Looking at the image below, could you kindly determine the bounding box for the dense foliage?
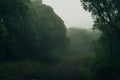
[0,0,68,62]
[1,0,119,80]
[80,0,120,80]
[0,27,97,80]
[0,0,70,79]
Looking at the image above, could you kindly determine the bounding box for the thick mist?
[43,0,93,28]
[0,0,120,80]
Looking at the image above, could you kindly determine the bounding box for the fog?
[43,0,93,28]
[1,0,119,80]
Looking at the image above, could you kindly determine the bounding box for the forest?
[0,0,120,80]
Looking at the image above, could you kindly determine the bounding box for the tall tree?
[80,0,120,80]
[0,0,31,59]
[0,21,8,61]
[0,0,68,61]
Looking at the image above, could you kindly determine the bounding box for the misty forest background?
[0,0,120,80]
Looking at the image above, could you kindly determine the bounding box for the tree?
[0,0,32,60]
[80,0,120,80]
[0,21,8,61]
[29,4,68,61]
[81,0,120,37]
[0,0,68,62]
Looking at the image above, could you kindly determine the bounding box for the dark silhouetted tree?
[81,0,120,80]
[0,0,68,62]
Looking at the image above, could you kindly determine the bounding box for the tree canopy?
[80,0,120,80]
[0,0,68,61]
[80,0,120,37]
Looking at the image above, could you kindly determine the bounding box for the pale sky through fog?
[43,0,93,28]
